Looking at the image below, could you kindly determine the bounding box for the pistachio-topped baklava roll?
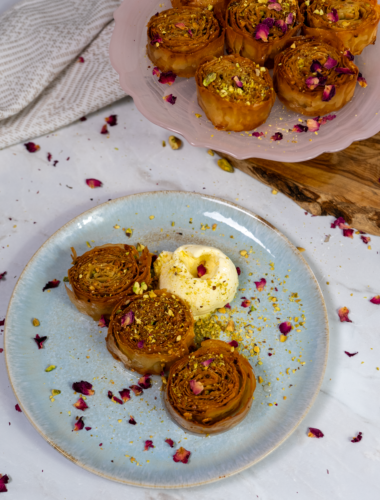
[302,0,380,55]
[66,244,152,321]
[195,54,275,131]
[165,339,256,434]
[226,0,304,65]
[106,290,195,375]
[147,7,225,77]
[171,0,230,17]
[273,34,359,116]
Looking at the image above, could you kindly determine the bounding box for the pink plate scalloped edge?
[109,0,380,161]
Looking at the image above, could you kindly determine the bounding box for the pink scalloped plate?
[109,0,380,161]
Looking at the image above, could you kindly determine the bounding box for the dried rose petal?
[47,152,52,162]
[151,34,162,45]
[370,296,380,304]
[331,216,345,228]
[293,124,308,133]
[254,278,266,291]
[344,49,354,61]
[262,17,274,28]
[159,71,177,86]
[306,76,320,90]
[327,8,338,22]
[306,119,320,132]
[0,272,6,280]
[188,29,193,37]
[241,299,251,308]
[165,438,174,447]
[285,12,294,24]
[119,389,131,402]
[344,351,358,357]
[308,427,324,438]
[324,56,337,70]
[271,132,283,141]
[72,381,95,396]
[343,228,354,238]
[152,67,160,77]
[338,307,352,323]
[233,75,243,88]
[358,73,367,88]
[225,303,231,309]
[80,116,87,121]
[137,340,144,348]
[335,67,355,75]
[228,340,238,348]
[268,2,282,10]
[255,23,270,42]
[34,334,47,349]
[163,94,177,105]
[73,397,88,411]
[319,114,336,125]
[190,379,204,395]
[73,416,84,431]
[24,142,40,153]
[78,56,85,63]
[275,19,287,33]
[129,385,143,396]
[121,310,134,327]
[138,374,152,389]
[112,395,123,404]
[197,264,207,277]
[236,266,241,275]
[201,358,214,367]
[252,132,264,137]
[173,447,191,464]
[85,426,91,430]
[85,178,102,189]
[0,474,9,493]
[105,115,117,126]
[144,440,154,451]
[351,432,363,443]
[42,279,60,292]
[279,321,292,334]
[175,22,186,29]
[98,315,109,328]
[129,416,137,425]
[361,236,371,244]
[15,404,22,412]
[322,85,336,102]
[101,124,108,135]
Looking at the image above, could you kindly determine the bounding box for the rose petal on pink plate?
[144,440,154,451]
[252,131,264,137]
[163,94,177,105]
[275,19,287,33]
[190,379,204,395]
[279,321,292,334]
[173,447,191,464]
[306,118,320,132]
[165,438,174,448]
[344,49,354,61]
[15,404,22,412]
[34,334,47,349]
[322,85,336,102]
[268,2,282,10]
[327,8,338,22]
[197,264,207,277]
[73,417,84,432]
[271,132,283,141]
[358,73,367,88]
[285,12,294,24]
[105,115,117,126]
[137,340,144,348]
[42,279,60,292]
[308,427,324,438]
[159,71,177,85]
[119,389,131,402]
[293,124,308,133]
[72,381,95,396]
[86,178,102,189]
[370,296,380,304]
[306,76,320,90]
[254,278,266,291]
[201,358,214,367]
[228,340,238,348]
[101,124,108,135]
[129,385,143,396]
[361,236,371,244]
[73,397,88,411]
[241,299,251,308]
[343,228,354,238]
[338,306,352,323]
[351,432,363,443]
[138,374,152,389]
[24,142,40,153]
[152,67,160,77]
[344,351,358,357]
[98,315,109,328]
[121,310,134,327]
[335,67,355,74]
[255,23,269,42]
[129,416,137,425]
[233,75,243,88]
[324,56,337,69]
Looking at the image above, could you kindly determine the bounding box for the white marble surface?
[0,3,379,496]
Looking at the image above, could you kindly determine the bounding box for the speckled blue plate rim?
[4,191,329,489]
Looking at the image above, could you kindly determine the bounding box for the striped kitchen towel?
[0,0,126,149]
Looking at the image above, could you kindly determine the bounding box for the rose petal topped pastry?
[171,0,230,17]
[66,244,152,320]
[147,7,225,77]
[273,34,359,116]
[154,244,239,318]
[106,290,194,375]
[165,339,256,434]
[195,54,275,131]
[226,0,304,65]
[302,0,380,55]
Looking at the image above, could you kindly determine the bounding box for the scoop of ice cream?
[155,244,239,319]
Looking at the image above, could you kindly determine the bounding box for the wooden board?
[218,132,380,236]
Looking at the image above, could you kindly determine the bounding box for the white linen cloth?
[0,0,126,149]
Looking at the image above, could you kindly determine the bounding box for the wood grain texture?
[219,132,380,236]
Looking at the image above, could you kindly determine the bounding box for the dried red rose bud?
[308,427,324,438]
[42,279,60,292]
[165,438,174,448]
[279,322,292,334]
[254,278,266,291]
[144,440,154,451]
[24,142,40,153]
[72,381,95,396]
[338,307,352,323]
[73,416,84,431]
[85,178,102,189]
[173,447,191,463]
[34,334,47,349]
[73,397,88,411]
[105,115,117,126]
[197,264,207,278]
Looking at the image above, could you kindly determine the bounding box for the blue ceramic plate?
[5,192,329,488]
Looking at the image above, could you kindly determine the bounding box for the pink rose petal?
[42,279,60,292]
[293,124,308,133]
[159,71,177,86]
[152,67,160,77]
[322,85,336,102]
[358,73,367,88]
[78,56,85,63]
[343,228,354,238]
[129,385,143,396]
[279,321,292,334]
[150,34,162,45]
[344,49,354,61]
[338,307,352,323]
[73,397,88,411]
[129,416,137,425]
[255,23,270,42]
[324,56,337,70]
[144,440,154,451]
[163,94,177,105]
[228,340,238,347]
[175,22,186,29]
[173,447,191,464]
[138,374,152,389]
[201,358,214,367]
[241,299,251,307]
[262,18,274,29]
[188,29,193,37]
[0,474,9,493]
[190,379,204,395]
[327,8,338,22]
[137,340,144,348]
[72,381,95,396]
[98,315,109,328]
[271,132,283,141]
[310,59,323,72]
[119,389,131,402]
[34,334,47,349]
[306,119,320,132]
[197,264,207,277]
[344,351,358,357]
[233,75,243,88]
[86,178,102,189]
[165,438,174,447]
[105,115,117,126]
[370,296,380,304]
[308,427,324,438]
[306,76,320,90]
[285,12,294,24]
[351,432,363,443]
[121,310,134,327]
[268,2,282,10]
[15,404,22,412]
[254,278,266,291]
[24,142,40,153]
[73,416,84,431]
[361,236,371,244]
[252,132,264,137]
[275,19,287,33]
[335,67,355,75]
[331,216,346,228]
